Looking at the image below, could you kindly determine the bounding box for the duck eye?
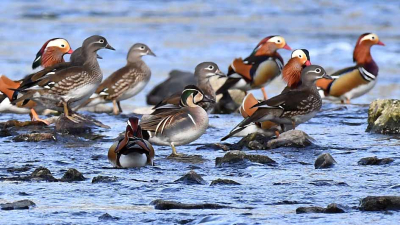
[316,68,321,73]
[99,39,104,43]
[298,55,302,58]
[140,46,145,49]
[277,40,281,43]
[208,65,214,70]
[371,36,375,40]
[61,44,65,48]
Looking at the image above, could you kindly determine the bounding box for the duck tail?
[0,75,20,101]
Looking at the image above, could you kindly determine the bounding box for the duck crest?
[282,58,303,88]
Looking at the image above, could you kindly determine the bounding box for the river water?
[0,0,399,224]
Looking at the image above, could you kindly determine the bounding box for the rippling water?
[0,0,399,224]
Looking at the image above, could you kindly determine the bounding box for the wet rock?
[0,127,12,137]
[13,133,56,142]
[267,130,314,149]
[296,203,346,214]
[196,143,230,151]
[215,150,276,167]
[309,180,348,187]
[60,168,85,182]
[146,70,195,105]
[151,199,230,210]
[166,154,206,164]
[31,167,57,182]
[55,113,109,134]
[210,179,241,186]
[174,171,207,185]
[7,165,32,173]
[360,196,400,211]
[98,213,120,221]
[367,99,400,134]
[358,156,394,165]
[315,153,336,169]
[1,120,48,128]
[0,200,36,210]
[92,176,118,183]
[233,133,272,150]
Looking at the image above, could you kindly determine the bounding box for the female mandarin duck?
[316,33,384,104]
[108,117,155,168]
[216,35,291,100]
[221,93,281,141]
[0,38,73,123]
[227,65,331,138]
[140,85,212,156]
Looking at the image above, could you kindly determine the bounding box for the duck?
[281,49,312,90]
[221,93,281,141]
[0,38,73,123]
[81,43,155,114]
[108,117,155,168]
[152,62,225,112]
[216,35,291,100]
[11,35,115,123]
[140,85,212,156]
[227,65,331,136]
[316,33,384,103]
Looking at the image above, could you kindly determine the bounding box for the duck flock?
[0,33,384,168]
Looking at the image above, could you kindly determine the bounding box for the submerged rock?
[296,203,346,214]
[196,143,230,151]
[13,133,56,142]
[366,99,400,134]
[1,120,48,128]
[267,130,314,149]
[358,156,394,165]
[92,176,118,184]
[315,153,336,169]
[31,167,57,182]
[151,199,230,210]
[60,168,85,182]
[215,150,276,167]
[98,213,120,221]
[0,200,36,210]
[359,196,400,211]
[210,179,241,186]
[174,171,207,185]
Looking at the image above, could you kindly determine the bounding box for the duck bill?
[305,60,311,66]
[283,44,292,51]
[147,50,156,57]
[67,48,74,54]
[207,69,226,78]
[105,44,115,50]
[377,41,385,46]
[319,73,332,80]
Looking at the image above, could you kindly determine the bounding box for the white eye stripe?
[360,34,377,43]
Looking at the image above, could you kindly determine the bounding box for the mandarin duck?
[152,62,225,112]
[140,85,212,156]
[12,35,115,123]
[216,35,291,100]
[228,65,330,136]
[316,33,384,104]
[81,43,155,114]
[108,117,155,168]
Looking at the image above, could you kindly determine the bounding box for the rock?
[215,150,276,167]
[314,153,336,169]
[92,176,118,183]
[358,156,394,165]
[146,70,195,105]
[55,113,109,134]
[210,179,241,186]
[367,99,400,134]
[151,199,230,210]
[0,200,36,210]
[296,203,346,214]
[196,143,230,151]
[13,133,56,142]
[233,133,273,150]
[174,171,207,185]
[166,154,206,164]
[360,196,400,211]
[30,167,57,182]
[296,206,325,214]
[267,130,314,149]
[60,168,85,182]
[98,213,120,221]
[1,120,48,128]
[7,165,32,173]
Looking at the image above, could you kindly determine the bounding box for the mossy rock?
[366,99,400,134]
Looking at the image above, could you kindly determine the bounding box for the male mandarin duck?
[152,62,225,112]
[221,93,281,141]
[316,33,384,103]
[81,43,155,115]
[108,117,155,168]
[216,35,291,100]
[0,38,73,124]
[227,65,330,137]
[140,85,211,156]
[282,49,312,90]
[12,35,115,123]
